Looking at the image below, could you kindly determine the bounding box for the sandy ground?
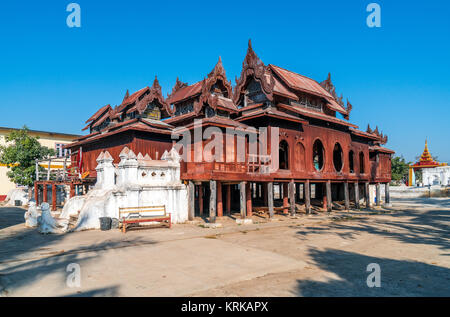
[0,197,449,297]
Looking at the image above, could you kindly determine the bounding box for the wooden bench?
[119,205,171,233]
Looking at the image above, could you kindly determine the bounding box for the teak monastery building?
[65,41,394,221]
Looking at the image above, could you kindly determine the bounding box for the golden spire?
[420,139,433,162]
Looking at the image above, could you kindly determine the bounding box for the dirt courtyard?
[0,197,449,297]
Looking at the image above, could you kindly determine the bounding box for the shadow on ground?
[0,207,157,296]
[296,198,450,253]
[296,248,450,296]
[0,207,26,230]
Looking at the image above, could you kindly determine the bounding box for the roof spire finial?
[123,89,130,103]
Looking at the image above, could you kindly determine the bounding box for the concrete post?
[376,183,381,206]
[268,182,274,218]
[240,181,246,219]
[188,181,195,221]
[355,182,360,209]
[326,180,332,212]
[210,180,216,223]
[344,182,350,211]
[289,180,296,216]
[365,183,370,208]
[305,180,311,214]
[385,182,391,206]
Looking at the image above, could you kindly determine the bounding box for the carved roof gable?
[233,39,275,104]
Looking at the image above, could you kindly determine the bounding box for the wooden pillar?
[51,183,57,211]
[376,183,381,206]
[43,184,48,203]
[240,181,246,219]
[262,183,268,206]
[344,182,350,211]
[34,183,39,205]
[217,181,223,217]
[289,180,296,216]
[188,181,195,220]
[246,182,252,217]
[326,180,332,212]
[365,183,370,208]
[210,180,216,223]
[226,184,231,215]
[199,184,203,216]
[354,182,360,209]
[268,182,274,218]
[283,183,289,214]
[305,180,311,214]
[385,182,390,205]
[70,183,75,198]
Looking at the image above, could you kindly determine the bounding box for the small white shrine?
[59,146,188,231]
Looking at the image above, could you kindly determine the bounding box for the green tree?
[391,155,411,183]
[0,126,55,187]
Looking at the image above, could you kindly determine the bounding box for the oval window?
[313,139,324,171]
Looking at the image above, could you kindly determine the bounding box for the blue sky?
[0,0,449,163]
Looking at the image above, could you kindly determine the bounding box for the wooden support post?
[210,180,216,223]
[34,183,39,205]
[51,183,57,211]
[344,182,350,211]
[365,183,370,208]
[305,180,311,214]
[226,184,231,215]
[240,181,246,219]
[376,183,381,206]
[326,180,332,212]
[188,181,195,220]
[289,180,296,216]
[268,182,274,218]
[199,184,203,216]
[217,181,223,217]
[70,183,75,198]
[283,183,289,214]
[354,182,360,209]
[385,183,390,206]
[246,182,252,217]
[43,184,48,203]
[322,184,327,210]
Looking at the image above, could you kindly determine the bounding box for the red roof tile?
[85,104,111,124]
[167,81,203,105]
[270,65,347,114]
[277,103,357,128]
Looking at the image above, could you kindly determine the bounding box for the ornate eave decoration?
[366,124,388,144]
[135,76,172,116]
[167,77,188,100]
[204,56,233,98]
[344,99,353,120]
[320,73,348,114]
[192,57,235,115]
[233,39,275,104]
[122,90,130,103]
